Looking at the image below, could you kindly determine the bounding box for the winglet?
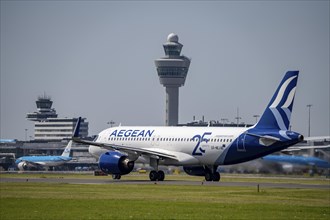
[73,117,82,138]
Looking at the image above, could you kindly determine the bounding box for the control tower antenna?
[154,33,191,126]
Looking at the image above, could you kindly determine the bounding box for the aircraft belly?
[40,161,64,166]
[160,158,198,166]
[191,143,221,165]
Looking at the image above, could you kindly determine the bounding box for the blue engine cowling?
[99,151,134,175]
[183,166,206,176]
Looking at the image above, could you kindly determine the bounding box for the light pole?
[107,121,115,128]
[235,107,241,127]
[253,115,260,124]
[307,104,312,137]
[220,118,228,126]
[24,129,28,142]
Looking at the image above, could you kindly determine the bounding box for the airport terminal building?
[0,95,95,171]
[26,95,88,141]
[33,118,88,141]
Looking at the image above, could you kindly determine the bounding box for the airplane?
[282,136,330,152]
[262,154,330,169]
[15,140,73,171]
[73,70,304,181]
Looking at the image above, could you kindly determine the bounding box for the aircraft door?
[236,133,246,152]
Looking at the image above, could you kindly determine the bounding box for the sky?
[1,1,329,140]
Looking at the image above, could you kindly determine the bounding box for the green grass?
[1,180,329,219]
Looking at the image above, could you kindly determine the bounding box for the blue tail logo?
[255,71,299,130]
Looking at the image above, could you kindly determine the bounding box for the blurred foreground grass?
[1,178,329,219]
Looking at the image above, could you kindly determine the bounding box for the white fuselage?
[89,126,250,166]
[16,156,72,170]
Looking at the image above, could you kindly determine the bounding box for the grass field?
[1,173,329,219]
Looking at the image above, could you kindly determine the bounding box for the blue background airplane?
[263,154,330,169]
[15,141,72,171]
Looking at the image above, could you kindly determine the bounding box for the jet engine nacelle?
[183,166,206,176]
[99,151,134,175]
[17,162,28,171]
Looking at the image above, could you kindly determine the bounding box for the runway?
[1,176,329,189]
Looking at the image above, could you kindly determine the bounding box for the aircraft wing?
[73,137,178,160]
[283,144,330,152]
[304,136,330,141]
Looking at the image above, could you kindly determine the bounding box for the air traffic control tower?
[155,33,191,126]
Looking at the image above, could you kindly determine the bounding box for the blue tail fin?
[73,117,81,138]
[61,140,72,157]
[255,71,299,130]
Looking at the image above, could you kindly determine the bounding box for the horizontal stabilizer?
[246,132,280,141]
[246,132,280,146]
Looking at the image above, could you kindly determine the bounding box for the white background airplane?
[74,71,303,181]
[15,141,72,171]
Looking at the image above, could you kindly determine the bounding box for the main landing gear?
[112,174,121,180]
[149,170,165,181]
[149,158,165,181]
[204,166,221,182]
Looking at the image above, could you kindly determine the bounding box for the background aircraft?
[262,137,330,175]
[15,141,72,171]
[74,71,303,181]
[263,154,330,169]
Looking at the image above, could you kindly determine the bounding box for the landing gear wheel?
[205,172,213,181]
[212,172,220,181]
[112,174,121,180]
[149,170,158,181]
[157,170,165,181]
